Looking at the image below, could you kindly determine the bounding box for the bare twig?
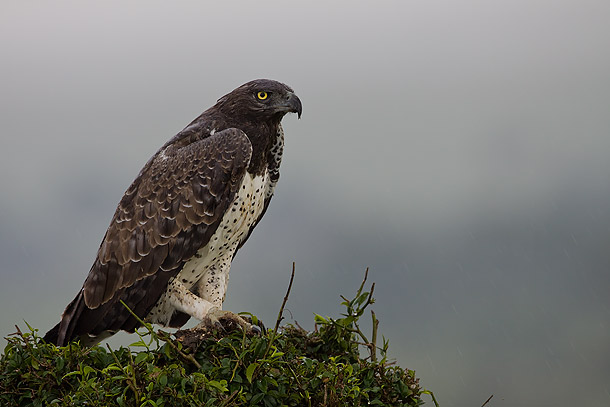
[481,394,494,407]
[262,263,296,361]
[357,267,369,296]
[273,262,296,335]
[294,320,306,332]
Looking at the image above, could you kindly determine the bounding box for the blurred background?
[1,1,609,406]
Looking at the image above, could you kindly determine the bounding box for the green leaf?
[356,292,369,306]
[271,351,284,358]
[135,352,148,365]
[158,374,167,386]
[102,365,123,374]
[314,314,328,324]
[246,362,259,384]
[344,364,354,377]
[83,365,96,377]
[251,393,265,404]
[207,380,228,392]
[30,358,39,370]
[62,370,81,380]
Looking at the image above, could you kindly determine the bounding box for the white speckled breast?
[180,170,269,290]
[145,170,270,325]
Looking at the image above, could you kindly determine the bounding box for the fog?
[1,1,609,406]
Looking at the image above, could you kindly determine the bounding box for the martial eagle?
[44,79,302,346]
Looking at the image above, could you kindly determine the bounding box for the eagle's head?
[216,79,302,121]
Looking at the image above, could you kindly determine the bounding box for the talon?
[242,316,266,335]
[213,319,225,332]
[199,309,260,335]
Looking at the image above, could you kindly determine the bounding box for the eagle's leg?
[165,278,258,334]
[164,278,218,321]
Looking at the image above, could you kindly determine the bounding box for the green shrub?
[1,270,436,406]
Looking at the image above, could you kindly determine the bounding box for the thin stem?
[263,263,296,361]
[106,344,139,405]
[371,310,379,362]
[481,394,494,407]
[119,300,154,335]
[356,268,369,298]
[273,262,296,335]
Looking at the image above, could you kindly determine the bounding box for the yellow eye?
[257,91,268,100]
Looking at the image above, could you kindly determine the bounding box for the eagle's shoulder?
[82,128,252,308]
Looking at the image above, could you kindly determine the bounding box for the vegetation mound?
[1,269,436,406]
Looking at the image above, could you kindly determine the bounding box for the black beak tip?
[288,93,302,119]
[295,98,303,119]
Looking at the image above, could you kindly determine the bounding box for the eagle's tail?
[43,272,178,347]
[42,322,60,345]
[43,290,87,346]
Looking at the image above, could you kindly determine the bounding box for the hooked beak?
[280,92,302,119]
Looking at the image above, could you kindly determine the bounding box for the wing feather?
[81,128,252,309]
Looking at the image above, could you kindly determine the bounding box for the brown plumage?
[44,79,302,346]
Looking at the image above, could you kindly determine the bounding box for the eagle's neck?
[240,118,282,176]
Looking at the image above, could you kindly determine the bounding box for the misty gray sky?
[1,1,609,406]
